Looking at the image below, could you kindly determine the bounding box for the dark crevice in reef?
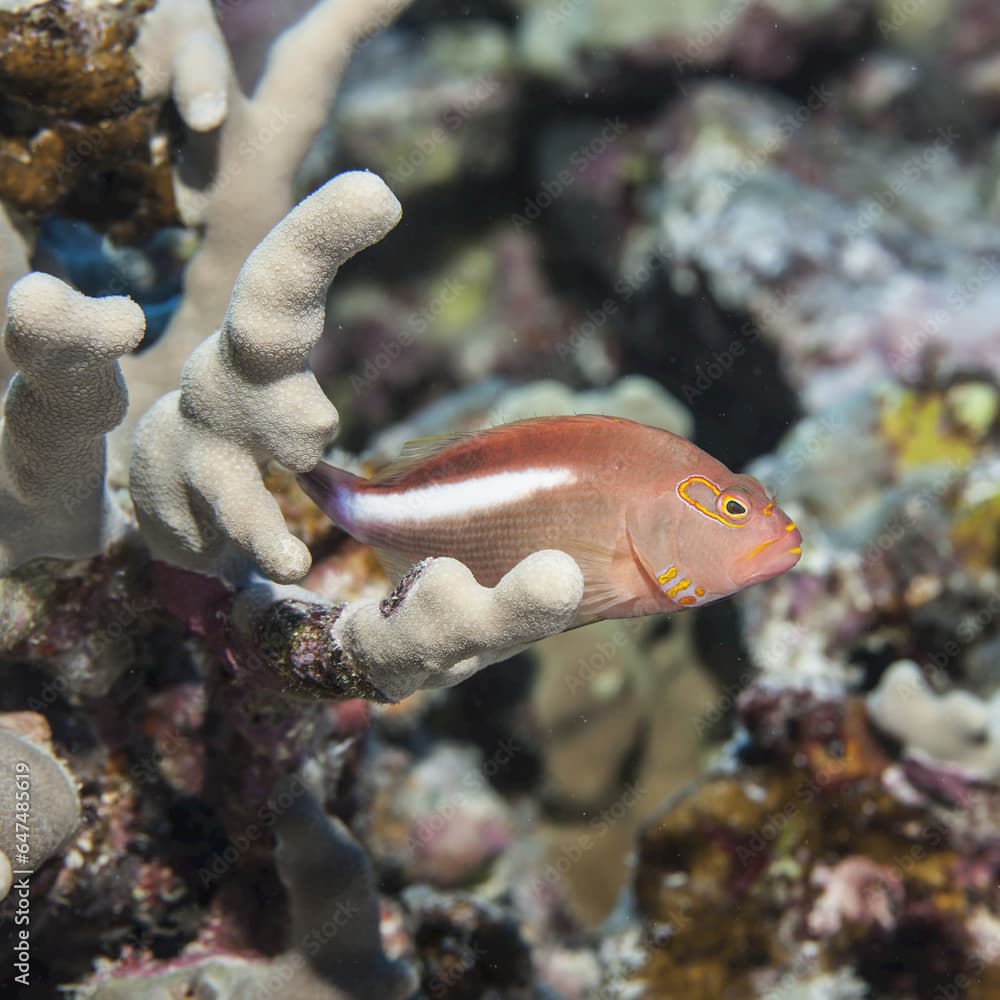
[848,640,908,695]
[693,598,754,703]
[334,174,518,283]
[399,0,519,31]
[855,912,975,1000]
[220,859,291,957]
[619,268,802,472]
[758,10,878,104]
[332,73,657,294]
[425,652,543,796]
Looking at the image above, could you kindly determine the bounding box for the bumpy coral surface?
[0,714,79,893]
[130,171,402,583]
[0,273,143,573]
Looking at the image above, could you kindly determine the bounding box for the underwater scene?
[1,0,999,997]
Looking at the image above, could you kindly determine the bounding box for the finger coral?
[130,171,401,583]
[132,0,230,134]
[230,550,585,702]
[0,713,80,900]
[332,551,585,698]
[0,273,144,573]
[274,784,417,998]
[118,0,416,437]
[0,203,30,384]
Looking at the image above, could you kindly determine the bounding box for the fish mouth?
[732,525,803,587]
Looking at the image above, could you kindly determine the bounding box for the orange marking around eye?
[678,596,696,605]
[676,475,749,528]
[666,579,691,599]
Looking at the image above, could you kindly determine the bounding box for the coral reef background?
[1,0,999,998]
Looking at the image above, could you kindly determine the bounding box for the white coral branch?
[231,551,585,701]
[274,784,417,997]
[133,0,230,132]
[118,0,416,446]
[0,203,32,389]
[334,551,585,699]
[0,718,80,899]
[129,171,401,583]
[0,273,144,573]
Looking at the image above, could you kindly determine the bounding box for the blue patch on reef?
[35,218,187,349]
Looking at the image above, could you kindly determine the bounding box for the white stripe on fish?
[347,468,577,526]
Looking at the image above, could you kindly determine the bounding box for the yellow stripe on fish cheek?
[740,536,781,561]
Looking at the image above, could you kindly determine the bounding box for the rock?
[319,22,519,197]
[404,885,535,1000]
[369,743,513,887]
[0,0,179,241]
[513,0,873,87]
[630,687,1000,998]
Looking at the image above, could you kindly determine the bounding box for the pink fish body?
[298,415,802,625]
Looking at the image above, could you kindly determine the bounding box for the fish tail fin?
[296,461,364,531]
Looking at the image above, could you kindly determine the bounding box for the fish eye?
[718,492,750,519]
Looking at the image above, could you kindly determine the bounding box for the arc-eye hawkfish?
[297,415,802,627]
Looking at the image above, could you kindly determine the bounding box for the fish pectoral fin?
[561,539,626,621]
[370,431,479,484]
[576,583,627,623]
[373,546,418,585]
[562,538,620,574]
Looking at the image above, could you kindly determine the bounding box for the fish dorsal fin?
[370,415,623,485]
[369,431,478,485]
